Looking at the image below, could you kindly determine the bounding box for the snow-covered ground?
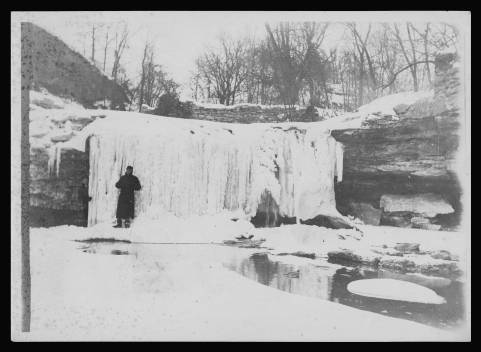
[12,226,469,341]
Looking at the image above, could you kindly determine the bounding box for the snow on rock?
[357,90,434,117]
[347,278,446,304]
[29,88,105,177]
[255,224,362,257]
[356,225,466,259]
[30,88,85,110]
[380,193,454,217]
[314,107,344,120]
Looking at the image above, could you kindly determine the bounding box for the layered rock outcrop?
[332,53,463,230]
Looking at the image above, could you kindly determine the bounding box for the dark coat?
[115,174,141,219]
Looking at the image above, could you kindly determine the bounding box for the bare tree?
[392,23,420,91]
[416,23,433,86]
[195,36,249,105]
[102,26,113,73]
[111,25,129,83]
[138,42,152,112]
[345,23,380,105]
[91,25,96,63]
[265,22,329,110]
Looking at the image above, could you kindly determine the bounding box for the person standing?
[114,166,141,228]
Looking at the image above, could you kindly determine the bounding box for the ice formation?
[41,110,343,226]
[41,88,438,227]
[347,278,446,304]
[80,113,345,226]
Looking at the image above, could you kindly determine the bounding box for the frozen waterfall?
[46,111,344,226]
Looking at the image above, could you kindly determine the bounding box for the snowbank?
[357,90,434,117]
[30,88,85,111]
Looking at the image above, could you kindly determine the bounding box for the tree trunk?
[406,23,419,91]
[91,25,96,63]
[138,46,148,112]
[103,31,109,72]
[424,24,432,86]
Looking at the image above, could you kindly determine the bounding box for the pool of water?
[225,252,465,330]
[76,241,465,330]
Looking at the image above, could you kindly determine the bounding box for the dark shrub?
[154,92,193,118]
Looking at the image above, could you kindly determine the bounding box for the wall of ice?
[46,111,344,226]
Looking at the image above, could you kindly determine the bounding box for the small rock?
[393,103,410,115]
[349,202,382,226]
[394,243,420,254]
[372,248,404,257]
[301,215,353,229]
[411,216,442,231]
[379,258,416,272]
[379,255,462,279]
[380,193,454,218]
[418,261,462,278]
[381,213,413,228]
[50,131,75,142]
[429,250,459,261]
[328,250,381,266]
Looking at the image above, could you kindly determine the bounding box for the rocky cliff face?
[23,22,129,109]
[28,90,101,227]
[30,147,88,227]
[332,53,463,231]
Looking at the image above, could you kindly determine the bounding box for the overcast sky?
[14,11,469,99]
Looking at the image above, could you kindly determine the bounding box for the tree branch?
[378,59,435,90]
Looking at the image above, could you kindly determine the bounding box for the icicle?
[47,144,62,177]
[47,146,55,176]
[55,145,61,177]
[335,141,344,183]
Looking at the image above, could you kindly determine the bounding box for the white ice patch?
[347,278,446,304]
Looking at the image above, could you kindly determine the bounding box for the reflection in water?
[226,253,465,330]
[233,253,334,300]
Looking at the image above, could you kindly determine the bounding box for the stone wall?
[190,104,343,123]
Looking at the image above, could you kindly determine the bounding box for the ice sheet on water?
[347,278,446,304]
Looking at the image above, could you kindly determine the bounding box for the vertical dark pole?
[20,22,32,332]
